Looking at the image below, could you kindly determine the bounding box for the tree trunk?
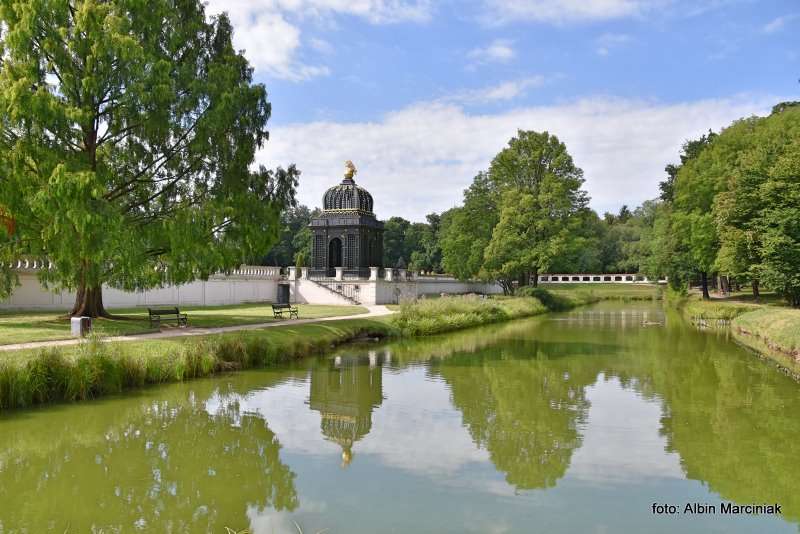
[751,279,760,301]
[700,271,710,300]
[720,275,730,295]
[532,267,539,288]
[70,284,111,318]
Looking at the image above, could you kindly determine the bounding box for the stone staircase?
[307,278,361,305]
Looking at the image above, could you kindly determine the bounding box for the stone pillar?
[287,267,297,280]
[385,269,394,282]
[369,266,379,281]
[335,267,344,281]
[300,267,309,279]
[398,268,406,280]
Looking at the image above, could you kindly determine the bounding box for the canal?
[1,301,798,533]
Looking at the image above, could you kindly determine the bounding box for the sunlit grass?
[0,303,367,345]
[0,319,394,410]
[542,283,663,301]
[390,291,598,336]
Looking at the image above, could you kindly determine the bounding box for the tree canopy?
[0,0,298,316]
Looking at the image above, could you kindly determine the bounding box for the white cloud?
[309,37,334,55]
[762,13,799,34]
[479,0,733,24]
[482,0,645,24]
[446,77,547,104]
[204,0,433,80]
[595,32,631,56]
[467,39,516,66]
[259,94,777,220]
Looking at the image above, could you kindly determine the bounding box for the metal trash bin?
[71,316,92,337]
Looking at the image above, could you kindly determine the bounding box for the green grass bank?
[0,319,393,410]
[0,284,663,410]
[389,283,661,336]
[675,293,800,374]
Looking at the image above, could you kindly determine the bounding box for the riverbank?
[675,294,800,374]
[0,285,663,410]
[0,319,394,410]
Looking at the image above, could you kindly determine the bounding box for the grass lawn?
[0,303,367,346]
[674,290,799,371]
[542,283,663,300]
[680,290,788,321]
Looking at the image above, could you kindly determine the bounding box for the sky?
[204,0,798,221]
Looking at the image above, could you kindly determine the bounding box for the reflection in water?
[308,351,386,466]
[433,340,600,490]
[1,302,799,532]
[0,379,299,532]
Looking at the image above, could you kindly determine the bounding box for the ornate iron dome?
[309,161,384,278]
[322,178,374,213]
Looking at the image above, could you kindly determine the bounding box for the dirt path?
[0,305,395,352]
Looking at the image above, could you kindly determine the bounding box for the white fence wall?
[1,268,282,310]
[538,273,667,284]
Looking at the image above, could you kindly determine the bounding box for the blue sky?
[206,0,798,221]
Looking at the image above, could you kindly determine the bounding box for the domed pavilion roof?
[322,161,374,213]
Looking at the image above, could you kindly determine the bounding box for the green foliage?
[263,205,314,267]
[0,0,297,315]
[515,286,574,311]
[441,132,590,289]
[382,213,443,273]
[482,131,589,290]
[0,319,394,410]
[383,216,411,268]
[408,213,443,273]
[644,105,800,305]
[440,173,499,280]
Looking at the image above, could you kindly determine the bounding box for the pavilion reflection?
[308,350,389,466]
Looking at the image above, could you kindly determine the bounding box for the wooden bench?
[272,303,299,319]
[148,307,188,328]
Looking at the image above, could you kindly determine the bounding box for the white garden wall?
[0,267,282,311]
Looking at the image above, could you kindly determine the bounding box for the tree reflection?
[308,351,386,466]
[626,316,800,523]
[0,377,298,532]
[434,340,602,490]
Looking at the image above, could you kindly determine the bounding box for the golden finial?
[344,160,357,180]
[341,447,353,468]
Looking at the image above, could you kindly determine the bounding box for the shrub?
[516,287,574,311]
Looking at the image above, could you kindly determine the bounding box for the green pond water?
[1,301,799,533]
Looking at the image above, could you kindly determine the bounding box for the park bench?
[148,307,188,328]
[272,303,299,319]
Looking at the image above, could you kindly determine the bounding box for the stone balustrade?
[538,273,667,284]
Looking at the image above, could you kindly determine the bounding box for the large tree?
[440,172,499,280]
[261,205,314,267]
[483,130,588,289]
[382,216,411,268]
[0,0,297,317]
[715,106,800,302]
[408,212,443,274]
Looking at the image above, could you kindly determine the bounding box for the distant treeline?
[264,101,800,305]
